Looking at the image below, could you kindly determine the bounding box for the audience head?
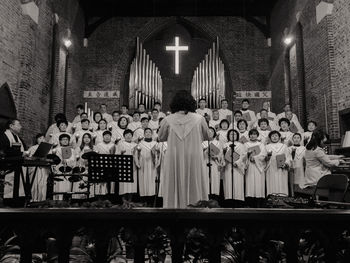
[241,99,250,110]
[170,90,196,114]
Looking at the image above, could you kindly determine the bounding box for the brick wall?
[82,16,271,113]
[0,0,84,145]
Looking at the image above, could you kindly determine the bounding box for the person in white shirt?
[108,111,120,132]
[154,102,166,119]
[149,109,160,132]
[120,105,133,123]
[100,104,113,123]
[256,101,276,121]
[276,104,302,132]
[209,109,221,130]
[285,110,304,134]
[72,104,85,125]
[45,113,73,142]
[218,99,233,122]
[72,112,89,132]
[196,98,212,118]
[253,109,278,131]
[240,99,256,129]
[138,103,149,119]
[303,120,317,146]
[127,112,142,132]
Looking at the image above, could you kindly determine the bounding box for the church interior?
[1,0,350,262]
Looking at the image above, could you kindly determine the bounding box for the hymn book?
[247,145,261,156]
[61,147,73,160]
[276,154,286,168]
[289,122,298,133]
[225,148,240,163]
[239,136,248,144]
[242,112,251,122]
[209,143,220,157]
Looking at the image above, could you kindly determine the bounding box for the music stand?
[88,154,134,194]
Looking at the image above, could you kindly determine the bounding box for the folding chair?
[313,174,349,202]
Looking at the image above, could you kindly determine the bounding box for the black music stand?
[88,154,134,195]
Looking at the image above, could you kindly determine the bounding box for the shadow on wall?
[0,83,17,132]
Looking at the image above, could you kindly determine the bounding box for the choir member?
[45,113,73,141]
[100,103,113,123]
[120,105,133,122]
[218,99,233,122]
[133,117,149,142]
[256,101,276,121]
[52,134,76,200]
[138,103,149,119]
[236,119,249,144]
[112,116,129,142]
[245,129,267,207]
[304,129,344,188]
[276,104,302,131]
[265,131,291,196]
[72,104,85,124]
[108,111,121,132]
[254,109,278,131]
[149,109,160,132]
[209,109,221,130]
[0,119,25,199]
[289,133,306,189]
[278,118,294,146]
[93,130,115,196]
[94,119,109,145]
[135,128,158,205]
[127,112,142,131]
[303,121,317,146]
[27,134,49,201]
[202,127,224,199]
[72,112,89,132]
[71,119,95,148]
[257,118,271,145]
[285,110,304,133]
[91,112,103,131]
[49,119,72,147]
[240,99,256,129]
[217,119,230,144]
[115,129,138,201]
[196,98,212,118]
[154,102,166,119]
[223,129,246,207]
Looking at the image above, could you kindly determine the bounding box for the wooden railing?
[1,208,350,263]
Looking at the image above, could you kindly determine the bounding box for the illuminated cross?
[166,36,188,74]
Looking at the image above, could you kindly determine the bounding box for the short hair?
[306,129,328,150]
[141,117,149,122]
[237,119,248,129]
[293,132,302,139]
[54,113,66,122]
[35,133,45,140]
[6,119,19,129]
[123,129,133,137]
[144,128,152,134]
[248,128,259,137]
[212,109,219,113]
[102,130,112,137]
[260,108,268,113]
[138,103,145,107]
[154,102,161,106]
[112,111,120,115]
[81,118,90,124]
[56,119,68,128]
[209,127,217,138]
[76,104,84,110]
[198,98,206,103]
[258,118,269,126]
[230,129,238,141]
[158,117,164,123]
[268,130,281,140]
[59,133,70,141]
[242,99,250,104]
[100,103,107,107]
[278,118,290,127]
[121,105,128,109]
[80,112,88,117]
[219,119,230,128]
[234,110,242,116]
[151,108,159,113]
[132,111,140,116]
[307,120,317,127]
[170,90,196,113]
[221,99,228,104]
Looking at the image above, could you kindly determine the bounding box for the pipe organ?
[191,37,225,109]
[129,37,163,109]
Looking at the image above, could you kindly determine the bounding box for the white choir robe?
[49,132,72,147]
[45,122,73,142]
[256,111,277,122]
[93,142,116,195]
[94,130,110,145]
[265,143,291,196]
[244,141,267,198]
[102,113,113,123]
[217,130,229,145]
[302,131,313,146]
[71,129,95,148]
[90,122,98,131]
[238,130,249,144]
[115,141,138,195]
[111,127,126,142]
[158,112,166,119]
[108,121,118,133]
[127,121,142,132]
[3,130,25,199]
[280,131,294,146]
[288,145,306,187]
[202,140,224,196]
[218,109,233,122]
[252,119,279,131]
[240,109,257,129]
[133,128,145,142]
[157,142,167,197]
[27,144,49,201]
[276,112,304,133]
[257,129,270,145]
[149,120,159,132]
[223,142,246,201]
[209,119,221,130]
[196,108,212,118]
[72,115,81,125]
[53,147,76,200]
[137,140,158,196]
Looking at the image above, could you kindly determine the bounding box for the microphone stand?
[231,92,236,202]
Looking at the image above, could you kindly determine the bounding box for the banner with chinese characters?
[235,91,271,99]
[83,90,120,99]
